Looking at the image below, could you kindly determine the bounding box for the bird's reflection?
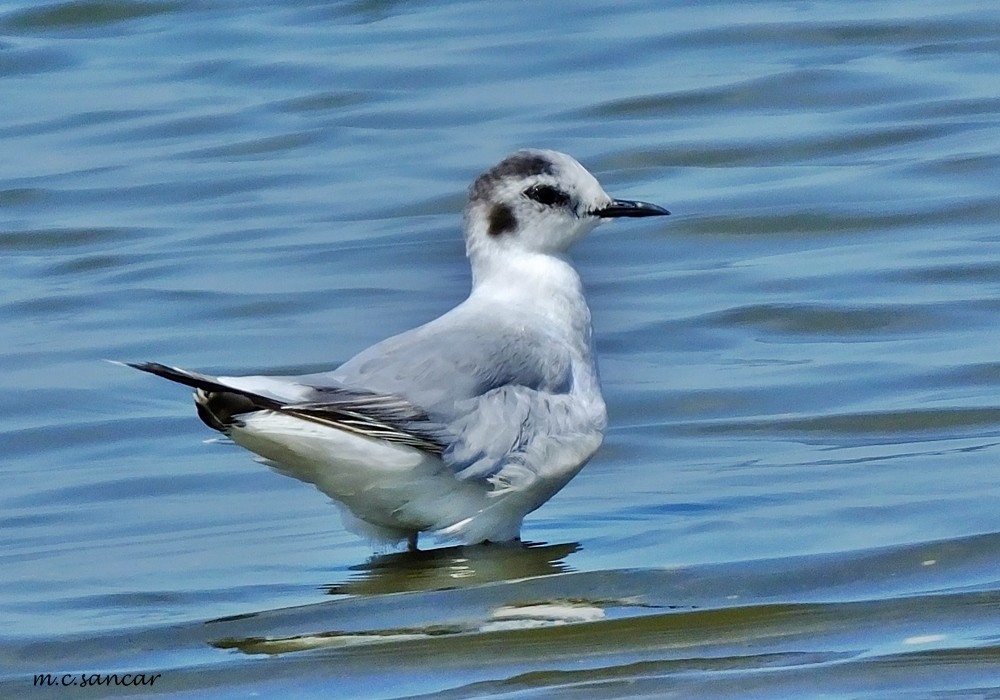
[326,540,581,596]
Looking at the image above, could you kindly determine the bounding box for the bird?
[123,149,669,551]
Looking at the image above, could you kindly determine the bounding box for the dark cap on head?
[469,151,557,203]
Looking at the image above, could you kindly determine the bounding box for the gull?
[123,149,669,551]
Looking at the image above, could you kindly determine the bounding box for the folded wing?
[122,362,447,454]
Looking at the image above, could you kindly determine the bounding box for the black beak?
[594,198,670,218]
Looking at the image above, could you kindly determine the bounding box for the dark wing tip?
[119,361,215,390]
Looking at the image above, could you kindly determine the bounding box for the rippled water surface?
[2,0,999,697]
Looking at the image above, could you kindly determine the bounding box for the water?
[2,0,999,697]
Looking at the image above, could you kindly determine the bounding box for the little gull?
[123,149,669,550]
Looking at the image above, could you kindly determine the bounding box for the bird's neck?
[468,247,592,339]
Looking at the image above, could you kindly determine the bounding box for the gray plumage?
[123,149,669,549]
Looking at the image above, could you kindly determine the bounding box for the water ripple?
[0,0,182,32]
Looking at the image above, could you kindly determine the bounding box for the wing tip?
[108,360,174,373]
[106,359,144,370]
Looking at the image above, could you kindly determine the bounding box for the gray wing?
[301,305,602,484]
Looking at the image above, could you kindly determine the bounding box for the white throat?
[468,245,593,358]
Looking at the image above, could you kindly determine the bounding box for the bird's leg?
[407,532,419,552]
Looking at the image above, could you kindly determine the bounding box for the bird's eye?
[523,184,571,208]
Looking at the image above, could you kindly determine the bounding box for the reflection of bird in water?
[328,541,581,597]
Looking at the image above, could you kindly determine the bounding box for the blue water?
[2,0,999,697]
